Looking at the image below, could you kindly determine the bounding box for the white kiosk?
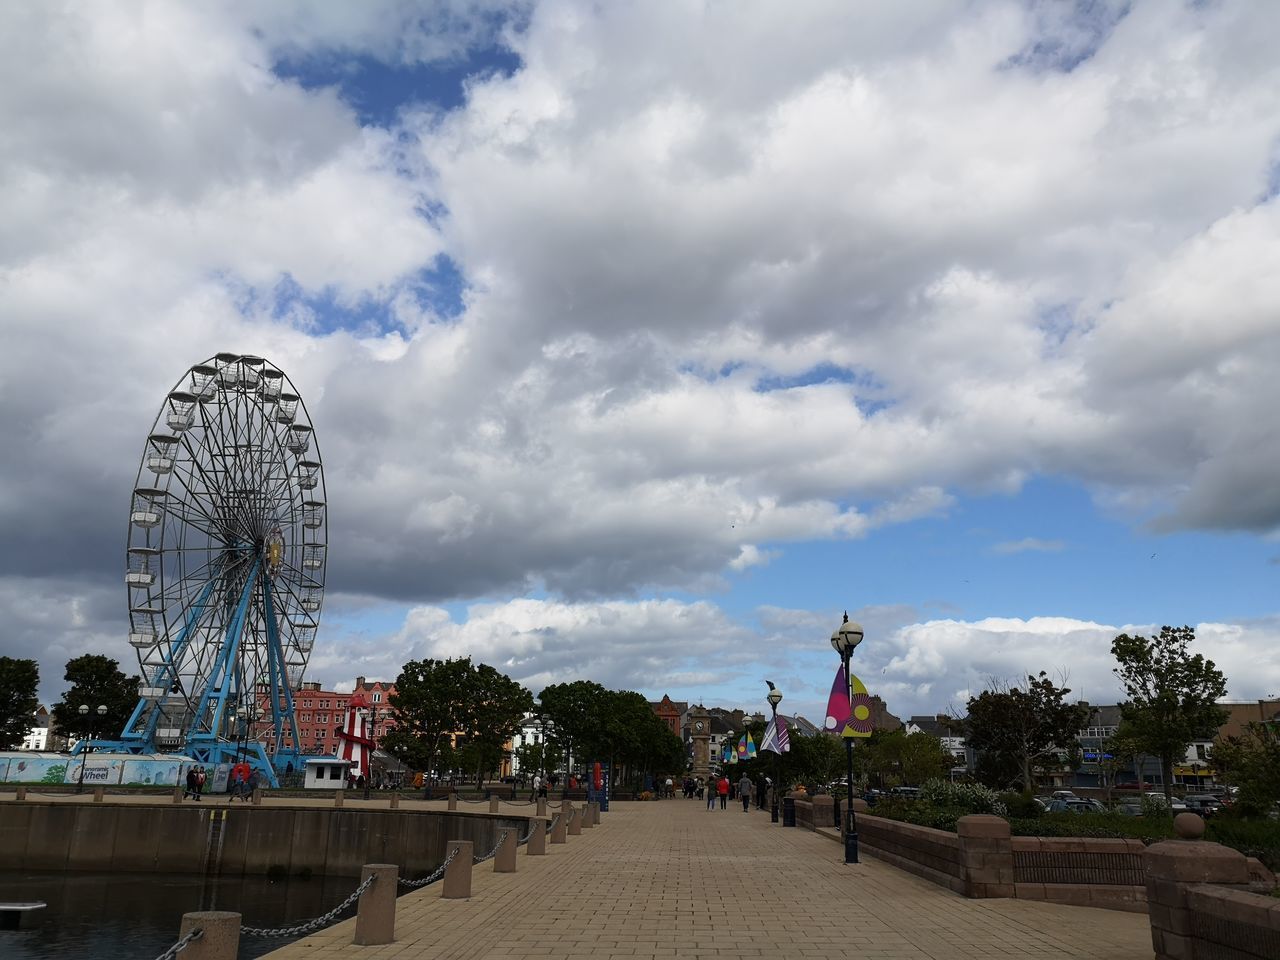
[303,756,353,790]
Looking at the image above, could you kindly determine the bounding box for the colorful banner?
[824,665,875,739]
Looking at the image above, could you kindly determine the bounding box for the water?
[0,871,366,959]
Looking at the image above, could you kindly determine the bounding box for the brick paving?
[262,798,1154,960]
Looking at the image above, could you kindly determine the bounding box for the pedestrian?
[706,776,716,810]
[664,776,673,799]
[531,772,542,801]
[717,775,729,810]
[739,773,753,812]
[183,765,197,800]
[247,768,260,799]
[194,765,206,800]
[230,758,251,801]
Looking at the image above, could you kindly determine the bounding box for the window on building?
[303,700,312,708]
[372,692,381,703]
[1195,744,1208,760]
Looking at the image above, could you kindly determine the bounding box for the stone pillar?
[352,863,398,946]
[536,797,547,817]
[15,787,27,801]
[580,802,594,829]
[551,811,568,845]
[589,801,600,826]
[1144,814,1250,960]
[334,790,344,808]
[489,795,501,813]
[92,786,105,803]
[811,795,834,831]
[177,911,240,960]
[442,840,473,899]
[448,793,458,811]
[956,815,1014,898]
[567,803,582,836]
[251,788,262,806]
[526,818,547,856]
[172,786,183,804]
[494,830,517,873]
[390,793,400,809]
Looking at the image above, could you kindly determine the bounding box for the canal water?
[0,870,369,959]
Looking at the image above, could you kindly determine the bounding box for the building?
[1217,699,1280,740]
[650,694,686,735]
[20,705,53,751]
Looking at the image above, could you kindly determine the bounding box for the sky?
[3,0,1280,731]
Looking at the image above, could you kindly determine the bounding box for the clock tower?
[689,705,711,781]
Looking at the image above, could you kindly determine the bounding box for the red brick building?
[256,677,399,758]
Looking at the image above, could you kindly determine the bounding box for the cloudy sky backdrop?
[4,0,1280,727]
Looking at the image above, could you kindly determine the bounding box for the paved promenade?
[264,797,1153,960]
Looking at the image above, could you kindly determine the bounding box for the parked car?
[1183,794,1225,817]
[1046,798,1098,815]
[1116,801,1143,817]
[890,786,921,799]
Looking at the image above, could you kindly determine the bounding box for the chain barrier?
[456,795,487,804]
[517,822,534,845]
[240,873,376,938]
[152,927,203,960]
[397,845,459,889]
[546,813,560,834]
[473,830,509,864]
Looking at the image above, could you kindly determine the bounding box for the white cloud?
[991,538,1066,555]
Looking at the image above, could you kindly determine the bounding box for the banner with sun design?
[824,664,875,739]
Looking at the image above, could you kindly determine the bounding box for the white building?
[20,706,52,751]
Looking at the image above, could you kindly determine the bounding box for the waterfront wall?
[0,801,526,879]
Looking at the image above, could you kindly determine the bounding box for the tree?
[862,730,954,788]
[51,655,139,741]
[1112,626,1229,803]
[388,657,479,777]
[1098,727,1146,804]
[538,680,611,776]
[965,673,1089,792]
[456,662,533,783]
[1213,722,1280,818]
[0,658,39,749]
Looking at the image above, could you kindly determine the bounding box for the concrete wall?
[854,813,965,895]
[0,801,526,879]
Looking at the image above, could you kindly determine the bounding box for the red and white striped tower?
[336,693,374,779]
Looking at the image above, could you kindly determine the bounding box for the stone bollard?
[494,830,517,873]
[1144,814,1250,960]
[811,795,834,831]
[448,792,458,811]
[334,790,344,808]
[251,788,262,806]
[489,795,501,813]
[580,802,594,830]
[173,785,183,804]
[536,797,547,817]
[587,801,599,826]
[956,815,1014,898]
[551,810,568,845]
[442,840,474,899]
[16,787,27,801]
[390,793,400,809]
[567,803,582,836]
[353,863,399,946]
[177,910,240,960]
[526,818,547,856]
[93,786,105,803]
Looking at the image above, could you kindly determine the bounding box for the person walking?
[739,773,753,812]
[183,765,198,800]
[531,772,542,801]
[194,765,206,801]
[717,775,730,810]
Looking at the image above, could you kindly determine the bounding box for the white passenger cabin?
[304,757,353,790]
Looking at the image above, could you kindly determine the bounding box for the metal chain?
[241,873,376,938]
[153,928,203,960]
[456,795,487,804]
[398,845,459,889]
[517,822,534,845]
[546,813,560,834]
[473,830,509,863]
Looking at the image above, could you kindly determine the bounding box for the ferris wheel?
[104,353,326,782]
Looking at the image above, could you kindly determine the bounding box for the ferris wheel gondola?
[97,354,326,784]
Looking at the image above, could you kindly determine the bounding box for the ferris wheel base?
[89,736,286,788]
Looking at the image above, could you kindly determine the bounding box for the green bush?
[919,779,1006,816]
[1008,813,1175,843]
[999,791,1043,819]
[1206,819,1280,872]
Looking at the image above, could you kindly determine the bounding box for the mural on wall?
[1,755,69,784]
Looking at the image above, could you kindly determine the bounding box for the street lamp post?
[767,686,783,823]
[75,704,108,794]
[831,611,864,865]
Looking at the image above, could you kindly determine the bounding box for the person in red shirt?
[716,775,730,810]
[230,760,252,801]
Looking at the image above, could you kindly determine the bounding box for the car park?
[1183,794,1225,817]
